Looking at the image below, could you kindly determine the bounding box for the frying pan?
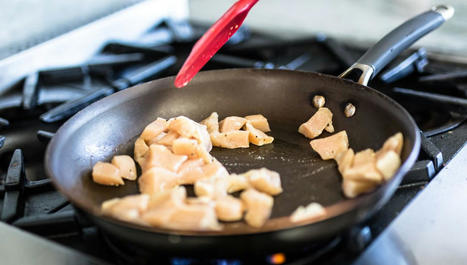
[45,6,452,255]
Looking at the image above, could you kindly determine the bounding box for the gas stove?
[1,1,466,265]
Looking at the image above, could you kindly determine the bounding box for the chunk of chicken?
[178,159,228,185]
[134,137,149,166]
[219,116,247,132]
[194,177,229,199]
[376,150,401,181]
[215,196,245,222]
[342,179,376,198]
[290,202,326,223]
[142,144,187,172]
[156,131,179,146]
[143,187,220,231]
[138,167,180,195]
[186,196,214,206]
[165,204,220,231]
[111,155,137,180]
[380,132,404,156]
[298,107,333,139]
[243,168,282,195]
[324,122,335,133]
[211,131,250,149]
[200,112,219,134]
[172,137,213,163]
[168,116,212,152]
[146,185,186,209]
[92,162,124,186]
[244,114,271,132]
[142,187,187,225]
[202,159,229,179]
[140,118,167,143]
[101,194,149,224]
[309,130,349,160]
[241,189,274,228]
[343,149,383,184]
[226,174,250,193]
[335,148,354,175]
[172,138,199,159]
[177,158,205,184]
[244,122,274,146]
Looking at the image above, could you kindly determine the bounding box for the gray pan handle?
[339,5,454,85]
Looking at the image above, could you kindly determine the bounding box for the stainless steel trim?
[0,0,189,95]
[338,63,375,86]
[432,5,455,21]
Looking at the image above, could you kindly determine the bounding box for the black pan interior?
[46,69,419,238]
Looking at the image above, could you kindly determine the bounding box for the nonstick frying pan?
[45,6,452,255]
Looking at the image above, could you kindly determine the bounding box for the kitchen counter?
[353,143,467,265]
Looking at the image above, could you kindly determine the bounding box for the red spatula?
[174,0,259,88]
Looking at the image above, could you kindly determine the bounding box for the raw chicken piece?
[194,177,229,199]
[147,132,167,146]
[172,138,213,163]
[244,122,274,146]
[200,112,219,133]
[146,186,187,209]
[142,144,187,172]
[335,148,354,175]
[380,132,403,156]
[101,194,149,224]
[196,144,213,164]
[243,168,282,195]
[172,138,199,159]
[134,137,149,166]
[376,150,401,180]
[178,159,228,185]
[241,189,274,228]
[156,131,179,146]
[140,118,167,143]
[177,158,205,184]
[142,187,186,225]
[290,202,326,223]
[203,159,229,178]
[244,114,271,132]
[343,149,383,184]
[215,196,244,222]
[226,174,250,193]
[211,131,250,149]
[92,162,124,186]
[186,196,214,206]
[111,155,137,180]
[143,187,220,231]
[168,116,212,152]
[298,107,333,139]
[138,167,180,194]
[309,130,349,160]
[164,204,221,231]
[219,116,247,132]
[342,178,376,198]
[324,122,334,133]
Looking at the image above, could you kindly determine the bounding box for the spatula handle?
[339,5,454,85]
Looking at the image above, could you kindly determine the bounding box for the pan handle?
[339,5,454,85]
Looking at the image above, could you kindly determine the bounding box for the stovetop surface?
[0,9,467,265]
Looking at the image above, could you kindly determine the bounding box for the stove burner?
[100,230,344,265]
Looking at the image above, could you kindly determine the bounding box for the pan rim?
[45,68,421,236]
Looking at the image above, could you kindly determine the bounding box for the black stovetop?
[0,19,466,265]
